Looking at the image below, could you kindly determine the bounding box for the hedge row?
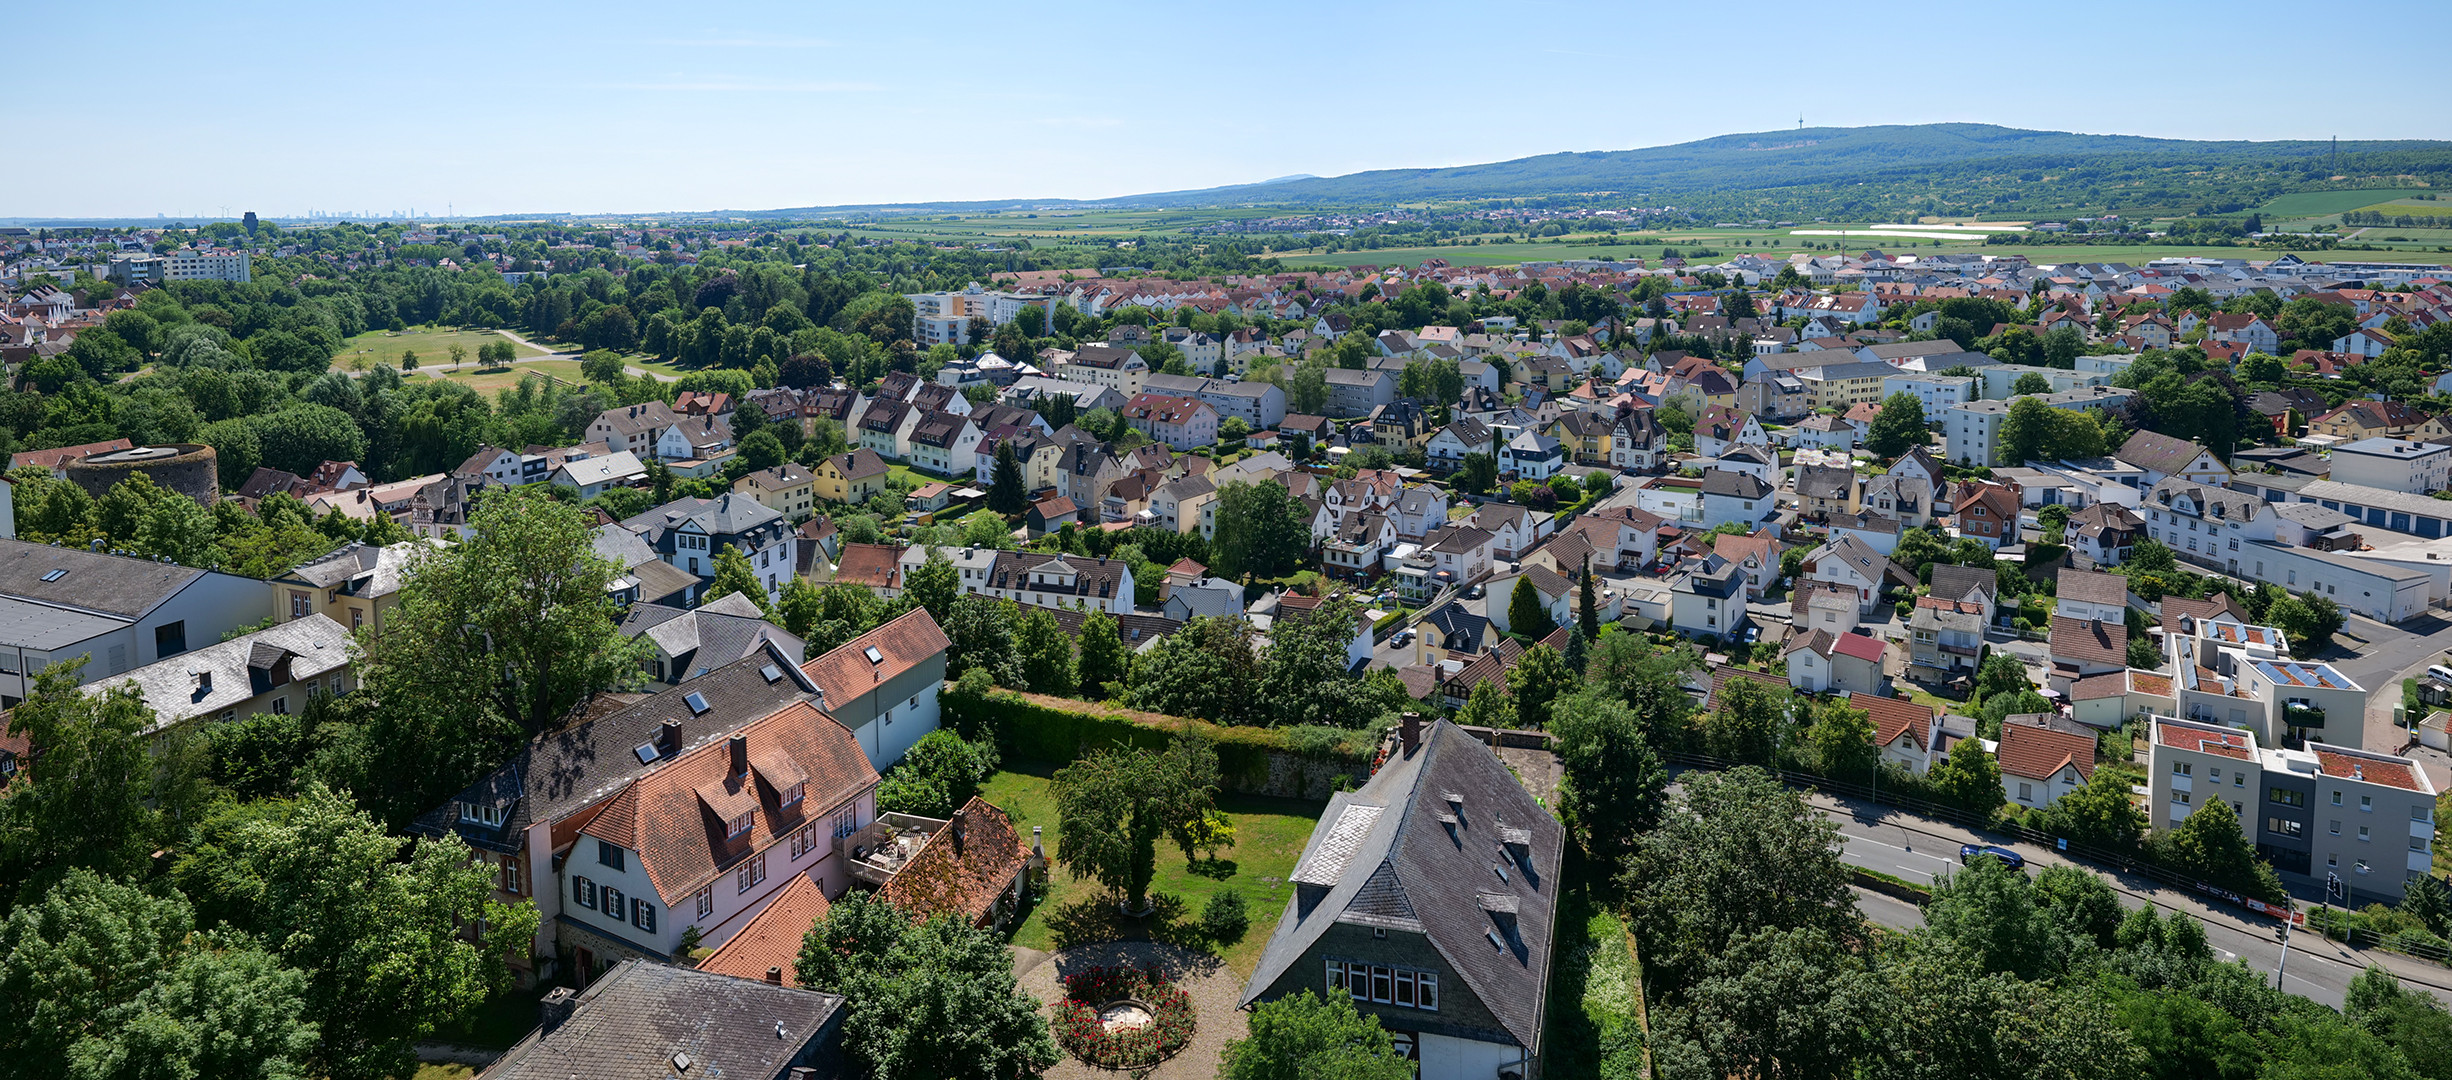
[954,688,1373,793]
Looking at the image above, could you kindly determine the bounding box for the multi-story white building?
[2328,438,2452,495]
[1879,372,1976,415]
[164,249,251,282]
[2149,715,2436,901]
[905,282,1043,345]
[1940,387,2140,468]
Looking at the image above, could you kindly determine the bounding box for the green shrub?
[959,689,1370,793]
[1200,891,1250,945]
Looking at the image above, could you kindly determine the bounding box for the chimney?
[1400,712,1422,757]
[538,985,578,1031]
[766,966,784,984]
[1031,825,1045,859]
[661,719,683,754]
[951,820,966,856]
[729,733,748,778]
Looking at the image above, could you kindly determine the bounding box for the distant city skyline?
[16,0,2452,219]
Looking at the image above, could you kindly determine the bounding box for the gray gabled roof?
[482,959,844,1080]
[406,643,819,853]
[1701,469,1772,499]
[1241,720,1563,1050]
[0,538,208,619]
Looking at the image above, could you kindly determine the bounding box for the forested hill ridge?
[744,123,2452,222]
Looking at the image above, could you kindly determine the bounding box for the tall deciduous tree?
[1126,616,1261,726]
[702,545,774,616]
[792,893,1060,1080]
[2153,797,2285,902]
[1701,676,1785,766]
[1210,481,1312,580]
[171,785,538,1080]
[904,549,959,625]
[1507,643,1575,729]
[1074,606,1129,699]
[1927,736,2007,818]
[1053,737,1220,908]
[1625,767,1859,993]
[1454,451,1498,495]
[0,664,173,897]
[0,870,317,1080]
[1013,606,1074,697]
[1551,688,1669,866]
[1220,991,1414,1080]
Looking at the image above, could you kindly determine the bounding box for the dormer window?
[779,781,806,808]
[726,811,754,839]
[460,802,506,828]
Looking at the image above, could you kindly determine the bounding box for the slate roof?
[407,644,820,855]
[1794,464,1857,501]
[984,552,1127,603]
[0,537,209,619]
[620,593,807,677]
[1417,602,1489,653]
[482,959,843,1080]
[1700,469,1773,499]
[278,540,431,595]
[1241,719,1562,1051]
[2115,430,2213,477]
[93,614,351,732]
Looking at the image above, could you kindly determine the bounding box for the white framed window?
[737,854,767,894]
[726,812,753,839]
[833,806,858,840]
[601,885,625,918]
[574,876,595,910]
[694,886,714,919]
[632,898,656,933]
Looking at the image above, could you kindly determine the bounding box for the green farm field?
[2255,189,2436,217]
[332,326,547,372]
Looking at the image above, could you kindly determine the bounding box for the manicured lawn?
[332,326,545,372]
[978,761,1324,977]
[415,1066,477,1080]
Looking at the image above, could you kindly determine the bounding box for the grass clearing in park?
[333,326,546,373]
[402,358,588,395]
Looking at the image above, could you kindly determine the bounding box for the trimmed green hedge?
[948,688,1373,795]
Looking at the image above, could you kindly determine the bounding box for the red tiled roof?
[698,872,830,986]
[1996,719,2096,783]
[1850,692,1931,752]
[579,701,878,905]
[2315,750,2425,793]
[2155,719,2251,761]
[833,543,904,590]
[11,438,132,472]
[801,608,950,705]
[880,797,1029,925]
[1830,631,1887,663]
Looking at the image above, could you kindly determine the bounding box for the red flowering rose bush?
[1051,964,1195,1070]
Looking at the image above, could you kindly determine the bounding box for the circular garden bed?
[1052,965,1196,1071]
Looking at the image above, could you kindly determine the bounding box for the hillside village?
[10,214,2452,1080]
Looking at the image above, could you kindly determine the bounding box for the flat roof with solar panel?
[2251,659,2360,692]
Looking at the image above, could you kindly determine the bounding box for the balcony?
[2284,702,2326,729]
[842,812,952,888]
[2415,819,2436,842]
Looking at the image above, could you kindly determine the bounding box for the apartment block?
[2165,616,2363,747]
[2150,716,2436,900]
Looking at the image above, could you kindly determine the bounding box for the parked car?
[1959,844,2025,871]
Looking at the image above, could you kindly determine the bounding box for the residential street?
[1807,785,2452,1010]
[1656,768,2452,1011]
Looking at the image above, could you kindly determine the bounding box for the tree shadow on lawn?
[1048,893,1209,953]
[1186,858,1238,881]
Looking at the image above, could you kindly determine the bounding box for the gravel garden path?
[1015,940,1248,1080]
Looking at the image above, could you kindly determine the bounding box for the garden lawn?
[403,358,589,394]
[978,761,1324,977]
[1541,850,1646,1080]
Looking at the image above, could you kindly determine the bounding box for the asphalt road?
[1810,791,2452,1011]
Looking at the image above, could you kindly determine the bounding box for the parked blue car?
[1959,844,2026,871]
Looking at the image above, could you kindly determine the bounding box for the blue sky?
[16,0,2449,219]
